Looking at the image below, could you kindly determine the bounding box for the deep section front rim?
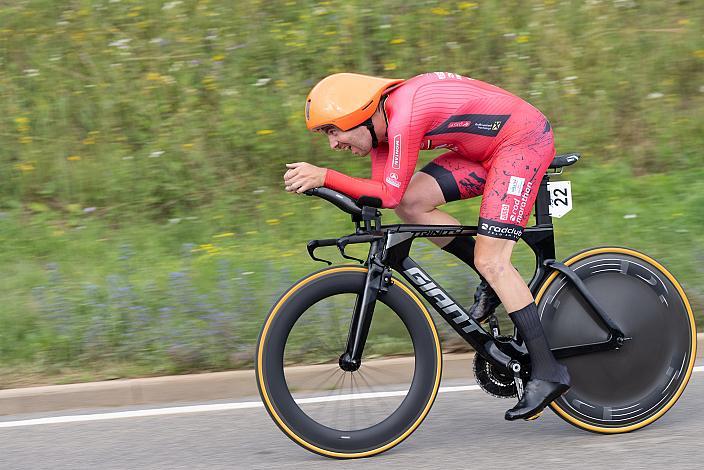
[256,266,442,458]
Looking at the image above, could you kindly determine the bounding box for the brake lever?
[306,240,334,265]
[336,238,365,264]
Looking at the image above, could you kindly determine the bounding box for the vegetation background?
[0,0,702,387]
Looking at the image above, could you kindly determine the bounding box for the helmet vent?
[305,99,311,120]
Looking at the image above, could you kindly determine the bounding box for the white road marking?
[0,368,701,429]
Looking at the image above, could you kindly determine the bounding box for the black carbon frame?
[308,176,627,374]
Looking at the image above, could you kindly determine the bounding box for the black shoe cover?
[504,379,570,421]
[469,279,501,323]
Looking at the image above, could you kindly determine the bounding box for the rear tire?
[536,247,697,433]
[256,266,442,458]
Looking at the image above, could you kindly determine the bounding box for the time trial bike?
[256,153,697,458]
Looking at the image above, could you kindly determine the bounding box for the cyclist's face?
[324,126,372,157]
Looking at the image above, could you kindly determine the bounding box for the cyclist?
[284,72,570,420]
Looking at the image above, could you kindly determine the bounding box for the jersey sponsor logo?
[509,181,534,223]
[479,220,523,240]
[433,72,467,81]
[385,172,401,188]
[507,176,525,196]
[426,114,510,137]
[500,204,510,221]
[392,134,402,169]
[448,120,472,128]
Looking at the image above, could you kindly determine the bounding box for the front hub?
[339,353,361,372]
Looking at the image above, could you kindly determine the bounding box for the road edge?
[1,333,702,416]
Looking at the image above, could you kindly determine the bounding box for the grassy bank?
[1,161,702,388]
[0,0,702,386]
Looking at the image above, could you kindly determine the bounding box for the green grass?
[0,0,702,386]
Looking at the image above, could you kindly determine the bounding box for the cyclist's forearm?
[324,169,401,208]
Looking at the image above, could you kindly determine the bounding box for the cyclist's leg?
[395,152,486,248]
[474,111,556,322]
[397,153,500,319]
[474,111,569,419]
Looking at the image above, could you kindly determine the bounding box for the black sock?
[510,302,570,385]
[442,237,480,275]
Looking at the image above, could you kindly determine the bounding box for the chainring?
[473,351,518,398]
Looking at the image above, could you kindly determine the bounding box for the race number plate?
[547,181,572,218]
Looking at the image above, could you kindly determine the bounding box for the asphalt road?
[1,366,703,470]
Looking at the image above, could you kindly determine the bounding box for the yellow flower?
[266,219,280,225]
[14,117,29,124]
[677,19,690,25]
[389,38,406,45]
[693,50,704,59]
[19,136,33,144]
[202,75,217,90]
[212,54,225,61]
[516,35,530,43]
[245,230,258,235]
[257,129,274,136]
[459,2,478,9]
[214,232,234,238]
[182,143,194,150]
[431,7,450,15]
[146,72,162,81]
[67,155,81,161]
[15,162,35,172]
[384,63,397,71]
[82,137,95,145]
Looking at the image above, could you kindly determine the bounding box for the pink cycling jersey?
[323,72,556,241]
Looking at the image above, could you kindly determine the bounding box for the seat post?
[534,175,552,226]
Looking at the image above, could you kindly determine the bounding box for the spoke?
[361,361,413,384]
[357,369,397,423]
[332,371,347,430]
[350,372,357,431]
[303,365,345,397]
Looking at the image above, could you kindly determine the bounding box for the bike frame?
[306,173,627,375]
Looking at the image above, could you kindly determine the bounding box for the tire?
[256,266,442,458]
[536,247,697,433]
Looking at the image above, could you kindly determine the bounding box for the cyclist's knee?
[395,196,435,222]
[474,248,512,283]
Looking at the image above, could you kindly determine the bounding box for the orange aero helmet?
[305,73,404,131]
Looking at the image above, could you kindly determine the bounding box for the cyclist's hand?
[284,162,327,193]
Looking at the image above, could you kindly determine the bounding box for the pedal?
[488,314,500,337]
[510,361,524,399]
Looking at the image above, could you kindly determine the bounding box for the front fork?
[339,240,391,372]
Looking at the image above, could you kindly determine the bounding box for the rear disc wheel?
[536,247,697,433]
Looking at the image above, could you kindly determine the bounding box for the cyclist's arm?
[324,122,421,208]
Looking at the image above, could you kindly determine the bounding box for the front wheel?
[256,266,442,458]
[536,247,697,433]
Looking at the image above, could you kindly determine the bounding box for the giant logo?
[403,267,479,333]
